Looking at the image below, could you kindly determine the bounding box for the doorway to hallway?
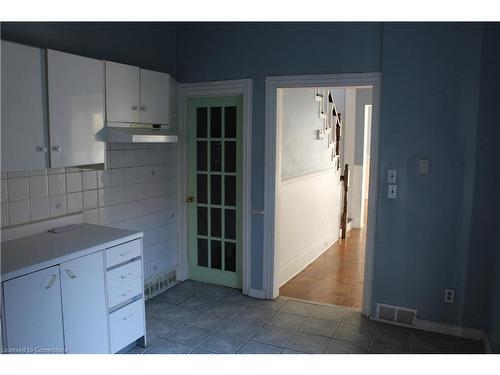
[274,83,374,310]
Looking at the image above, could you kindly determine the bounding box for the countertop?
[1,223,143,281]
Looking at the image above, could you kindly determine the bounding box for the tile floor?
[127,280,485,354]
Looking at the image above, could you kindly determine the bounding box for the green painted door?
[187,96,243,289]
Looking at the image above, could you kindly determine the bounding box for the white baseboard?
[278,232,338,287]
[371,316,486,341]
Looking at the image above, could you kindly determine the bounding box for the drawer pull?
[122,313,134,321]
[120,272,132,279]
[65,269,77,279]
[45,274,57,289]
[119,250,131,257]
[121,290,133,297]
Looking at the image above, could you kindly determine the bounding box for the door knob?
[186,196,195,203]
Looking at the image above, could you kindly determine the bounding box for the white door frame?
[177,79,253,296]
[263,73,381,316]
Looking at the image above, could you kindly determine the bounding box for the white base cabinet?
[1,235,145,354]
[60,251,109,354]
[2,266,64,354]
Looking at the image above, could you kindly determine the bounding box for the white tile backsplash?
[8,177,29,201]
[2,144,178,284]
[29,175,49,198]
[110,150,124,168]
[82,170,98,191]
[67,192,83,214]
[1,180,8,203]
[30,197,50,221]
[83,189,98,210]
[29,169,48,176]
[2,202,10,227]
[9,200,30,225]
[83,208,99,225]
[7,170,28,178]
[66,172,82,193]
[49,194,67,217]
[111,168,124,187]
[48,173,66,195]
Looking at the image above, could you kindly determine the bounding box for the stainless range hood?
[107,123,178,143]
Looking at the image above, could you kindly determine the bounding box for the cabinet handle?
[140,106,146,111]
[52,146,62,152]
[120,272,132,279]
[45,274,57,289]
[65,269,77,279]
[121,290,133,297]
[122,312,134,321]
[119,250,131,257]
[36,146,48,152]
[131,106,139,111]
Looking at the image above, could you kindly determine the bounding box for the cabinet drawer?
[109,299,145,353]
[106,239,141,268]
[106,260,142,289]
[108,277,143,309]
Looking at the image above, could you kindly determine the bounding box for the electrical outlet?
[444,289,455,304]
[388,184,397,199]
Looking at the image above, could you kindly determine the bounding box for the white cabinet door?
[1,41,48,172]
[106,61,140,123]
[60,251,109,353]
[47,50,105,168]
[139,68,170,124]
[3,266,64,353]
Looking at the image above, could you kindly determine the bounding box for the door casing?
[264,73,382,316]
[178,79,255,296]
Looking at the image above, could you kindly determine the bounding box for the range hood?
[107,123,178,143]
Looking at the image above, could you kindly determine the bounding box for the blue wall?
[372,23,483,326]
[177,22,488,327]
[468,24,500,352]
[177,22,383,289]
[1,22,178,78]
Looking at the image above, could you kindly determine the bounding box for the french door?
[186,96,243,288]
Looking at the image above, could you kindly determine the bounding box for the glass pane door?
[187,96,243,288]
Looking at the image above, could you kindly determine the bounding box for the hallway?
[280,228,366,309]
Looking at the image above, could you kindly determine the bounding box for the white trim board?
[177,79,253,296]
[263,73,382,316]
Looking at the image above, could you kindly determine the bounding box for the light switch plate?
[419,159,430,175]
[388,184,397,199]
[388,169,397,184]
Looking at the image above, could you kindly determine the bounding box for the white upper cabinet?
[139,68,170,124]
[60,251,109,353]
[1,41,49,172]
[105,61,140,123]
[47,50,105,168]
[105,61,172,125]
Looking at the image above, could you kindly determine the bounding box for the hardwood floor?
[279,227,366,309]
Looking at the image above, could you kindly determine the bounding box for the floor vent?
[376,303,417,326]
[144,270,177,300]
